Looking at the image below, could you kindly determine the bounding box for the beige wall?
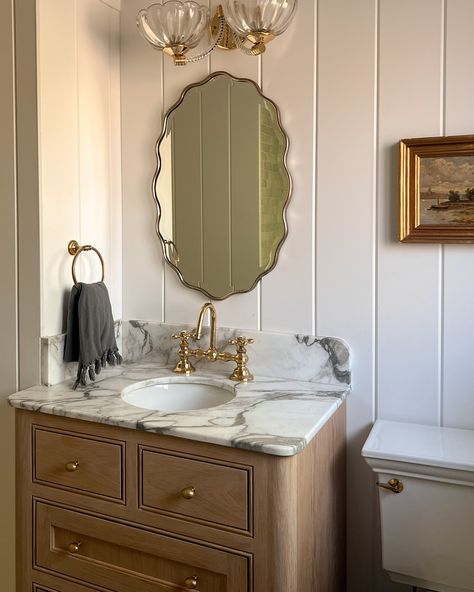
[0,0,41,588]
[121,1,474,590]
[0,1,18,587]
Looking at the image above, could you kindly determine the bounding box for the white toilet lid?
[362,420,474,472]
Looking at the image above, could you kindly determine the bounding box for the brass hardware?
[209,6,275,55]
[210,6,240,50]
[376,478,404,494]
[67,541,82,554]
[227,337,254,382]
[184,575,199,589]
[172,331,196,375]
[65,460,79,472]
[68,240,105,287]
[194,302,217,351]
[180,486,196,500]
[172,303,254,381]
[164,239,180,264]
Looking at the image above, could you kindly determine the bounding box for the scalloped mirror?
[153,71,291,300]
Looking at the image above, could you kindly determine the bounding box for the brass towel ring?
[68,240,105,287]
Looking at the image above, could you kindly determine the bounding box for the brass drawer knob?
[376,478,404,494]
[67,541,82,554]
[180,486,196,500]
[184,575,199,589]
[65,460,79,472]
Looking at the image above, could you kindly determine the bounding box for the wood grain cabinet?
[16,406,346,592]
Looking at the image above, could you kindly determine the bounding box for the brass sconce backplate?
[210,8,238,50]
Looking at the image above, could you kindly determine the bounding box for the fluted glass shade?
[222,0,297,38]
[137,1,209,53]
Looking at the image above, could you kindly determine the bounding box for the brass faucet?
[172,302,254,382]
[195,302,218,357]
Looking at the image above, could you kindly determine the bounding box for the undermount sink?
[121,378,235,412]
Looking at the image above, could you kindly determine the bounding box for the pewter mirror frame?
[152,71,292,300]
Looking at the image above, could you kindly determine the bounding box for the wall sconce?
[137,0,297,66]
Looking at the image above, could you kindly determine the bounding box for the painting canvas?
[420,155,474,225]
[400,135,474,243]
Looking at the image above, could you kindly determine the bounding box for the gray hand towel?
[64,281,122,389]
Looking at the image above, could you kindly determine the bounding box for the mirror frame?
[152,71,292,300]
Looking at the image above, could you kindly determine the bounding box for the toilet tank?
[363,420,474,592]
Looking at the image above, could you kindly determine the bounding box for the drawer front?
[34,583,98,592]
[34,427,124,500]
[141,449,250,531]
[35,502,248,592]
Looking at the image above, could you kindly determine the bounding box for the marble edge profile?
[8,395,345,457]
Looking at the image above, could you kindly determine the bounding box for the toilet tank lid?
[362,420,474,472]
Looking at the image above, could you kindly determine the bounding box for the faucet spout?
[194,302,217,351]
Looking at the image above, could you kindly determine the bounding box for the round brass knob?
[180,486,196,500]
[184,575,198,589]
[67,541,82,554]
[65,460,79,472]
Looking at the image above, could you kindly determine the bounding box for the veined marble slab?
[43,320,350,387]
[122,320,351,385]
[9,358,349,456]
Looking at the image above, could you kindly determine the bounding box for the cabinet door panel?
[35,502,248,592]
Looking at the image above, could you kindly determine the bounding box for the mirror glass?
[154,72,291,300]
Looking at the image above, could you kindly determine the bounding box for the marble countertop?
[8,355,349,456]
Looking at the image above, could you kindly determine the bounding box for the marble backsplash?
[42,319,351,387]
[41,321,122,386]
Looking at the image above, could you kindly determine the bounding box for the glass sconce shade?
[137,1,209,53]
[222,0,297,38]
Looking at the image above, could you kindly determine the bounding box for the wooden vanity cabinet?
[16,405,346,592]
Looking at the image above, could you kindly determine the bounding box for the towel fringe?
[73,347,122,390]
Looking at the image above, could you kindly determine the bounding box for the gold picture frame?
[400,134,474,243]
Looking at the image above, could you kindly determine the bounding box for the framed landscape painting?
[400,135,474,243]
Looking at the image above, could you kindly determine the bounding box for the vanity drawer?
[33,427,124,500]
[140,448,251,532]
[34,583,98,592]
[35,502,248,592]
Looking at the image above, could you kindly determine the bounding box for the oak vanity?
[10,321,349,592]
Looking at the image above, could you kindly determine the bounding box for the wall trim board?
[0,7,18,588]
[99,0,121,10]
[14,0,41,389]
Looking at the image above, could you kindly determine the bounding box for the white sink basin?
[121,378,235,412]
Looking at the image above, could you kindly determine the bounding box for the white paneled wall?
[124,1,474,590]
[38,0,122,336]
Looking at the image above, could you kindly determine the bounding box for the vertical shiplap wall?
[0,2,18,587]
[38,0,122,337]
[121,1,474,590]
[443,0,474,429]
